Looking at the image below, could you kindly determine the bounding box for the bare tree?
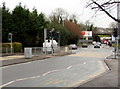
[69,14,78,24]
[49,8,69,24]
[109,22,117,28]
[86,0,120,23]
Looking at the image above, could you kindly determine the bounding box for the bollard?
[65,47,68,53]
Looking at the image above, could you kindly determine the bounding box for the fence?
[31,46,72,56]
[1,46,73,57]
[1,47,14,53]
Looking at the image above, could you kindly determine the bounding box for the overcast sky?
[0,0,117,28]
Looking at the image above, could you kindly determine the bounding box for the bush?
[12,42,22,52]
[112,43,120,49]
[1,42,22,53]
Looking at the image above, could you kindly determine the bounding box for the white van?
[43,40,58,53]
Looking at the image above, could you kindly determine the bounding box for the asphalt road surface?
[1,44,113,87]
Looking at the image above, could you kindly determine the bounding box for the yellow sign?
[86,37,88,40]
[98,35,110,37]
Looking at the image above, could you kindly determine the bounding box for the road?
[1,44,113,87]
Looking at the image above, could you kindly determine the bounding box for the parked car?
[108,41,112,47]
[69,44,77,50]
[97,42,101,46]
[92,41,96,45]
[103,40,108,44]
[82,43,88,48]
[94,43,100,48]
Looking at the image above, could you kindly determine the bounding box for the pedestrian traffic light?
[8,33,11,41]
[47,31,52,39]
[49,32,52,39]
[113,28,118,37]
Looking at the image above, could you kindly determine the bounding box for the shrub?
[1,42,22,53]
[12,42,22,52]
[112,43,120,49]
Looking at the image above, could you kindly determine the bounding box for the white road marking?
[16,78,29,81]
[67,66,72,69]
[30,76,41,79]
[0,81,15,88]
[84,62,86,64]
[42,71,51,76]
[51,69,59,72]
[1,63,84,88]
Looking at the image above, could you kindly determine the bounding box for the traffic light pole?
[51,28,55,55]
[8,33,13,53]
[11,34,12,53]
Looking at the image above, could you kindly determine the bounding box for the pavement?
[0,50,119,88]
[76,51,119,88]
[77,59,118,88]
[1,54,59,67]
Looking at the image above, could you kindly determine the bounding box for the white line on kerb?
[2,61,33,69]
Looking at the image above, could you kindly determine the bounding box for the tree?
[49,8,69,25]
[85,21,94,31]
[2,2,13,43]
[0,7,1,26]
[11,3,32,47]
[109,22,117,28]
[69,14,78,24]
[47,21,71,46]
[87,0,120,23]
[2,2,48,47]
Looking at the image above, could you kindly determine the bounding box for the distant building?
[92,28,113,42]
[79,31,93,43]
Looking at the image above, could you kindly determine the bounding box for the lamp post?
[117,3,120,56]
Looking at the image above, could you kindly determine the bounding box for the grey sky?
[0,0,116,28]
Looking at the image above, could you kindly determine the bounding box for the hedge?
[1,42,22,53]
[112,43,120,49]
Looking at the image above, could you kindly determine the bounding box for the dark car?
[97,42,101,46]
[82,43,88,48]
[69,44,77,50]
[94,43,100,48]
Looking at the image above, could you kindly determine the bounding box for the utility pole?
[117,2,120,56]
[44,28,47,54]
